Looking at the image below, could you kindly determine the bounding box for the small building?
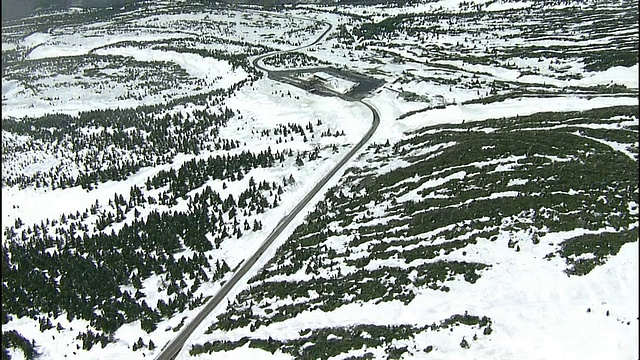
[313,72,333,83]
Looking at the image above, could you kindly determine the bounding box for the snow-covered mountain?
[1,0,638,359]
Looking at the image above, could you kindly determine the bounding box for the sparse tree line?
[194,314,492,358]
[99,37,264,73]
[2,46,268,193]
[2,117,311,356]
[2,143,303,352]
[207,181,491,333]
[262,51,329,68]
[2,91,237,190]
[2,53,350,353]
[1,330,38,360]
[4,53,191,94]
[199,106,637,355]
[329,1,637,78]
[144,147,289,199]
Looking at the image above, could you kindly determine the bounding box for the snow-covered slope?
[187,104,639,360]
[1,0,638,359]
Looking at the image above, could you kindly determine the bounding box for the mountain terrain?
[1,0,638,359]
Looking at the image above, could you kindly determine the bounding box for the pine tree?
[253,220,262,231]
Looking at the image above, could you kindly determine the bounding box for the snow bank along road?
[155,11,382,360]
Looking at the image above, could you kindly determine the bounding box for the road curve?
[155,13,380,360]
[251,19,333,71]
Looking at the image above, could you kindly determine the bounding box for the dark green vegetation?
[548,228,639,275]
[2,89,241,190]
[1,3,317,120]
[344,0,638,73]
[1,87,324,192]
[1,2,273,76]
[2,53,193,98]
[1,3,355,357]
[262,51,330,68]
[194,314,492,359]
[198,105,638,357]
[1,330,38,360]
[2,0,638,357]
[1,95,322,352]
[352,2,637,70]
[324,0,638,110]
[1,171,291,350]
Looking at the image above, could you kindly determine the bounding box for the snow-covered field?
[184,98,639,360]
[1,0,638,359]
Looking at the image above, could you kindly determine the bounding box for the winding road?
[155,11,381,360]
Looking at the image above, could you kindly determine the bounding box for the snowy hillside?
[1,0,638,359]
[191,105,638,359]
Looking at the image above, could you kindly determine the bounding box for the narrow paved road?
[155,13,380,360]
